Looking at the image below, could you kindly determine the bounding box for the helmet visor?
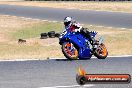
[64,21,71,26]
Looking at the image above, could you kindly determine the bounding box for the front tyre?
[94,43,108,59]
[62,42,78,60]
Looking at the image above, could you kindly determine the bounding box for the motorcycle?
[59,27,108,60]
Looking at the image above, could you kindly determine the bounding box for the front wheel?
[62,42,78,60]
[94,43,108,59]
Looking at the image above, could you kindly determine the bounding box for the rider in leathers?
[64,16,95,45]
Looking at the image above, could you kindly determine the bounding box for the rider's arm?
[74,23,83,32]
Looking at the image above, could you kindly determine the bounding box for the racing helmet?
[64,16,72,26]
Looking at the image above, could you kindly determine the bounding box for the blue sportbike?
[59,28,108,60]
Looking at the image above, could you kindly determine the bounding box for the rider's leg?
[80,28,94,44]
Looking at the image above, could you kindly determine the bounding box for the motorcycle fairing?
[68,33,91,59]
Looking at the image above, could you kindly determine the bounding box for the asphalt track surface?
[0,4,132,29]
[0,56,132,88]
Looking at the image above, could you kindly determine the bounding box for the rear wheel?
[94,43,108,59]
[62,42,78,60]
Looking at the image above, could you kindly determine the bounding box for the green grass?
[0,21,64,59]
[12,22,62,40]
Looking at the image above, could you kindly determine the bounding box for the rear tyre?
[62,42,78,60]
[94,43,108,59]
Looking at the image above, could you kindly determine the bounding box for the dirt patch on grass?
[0,15,40,30]
[0,15,41,42]
[0,1,132,13]
[0,40,62,59]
